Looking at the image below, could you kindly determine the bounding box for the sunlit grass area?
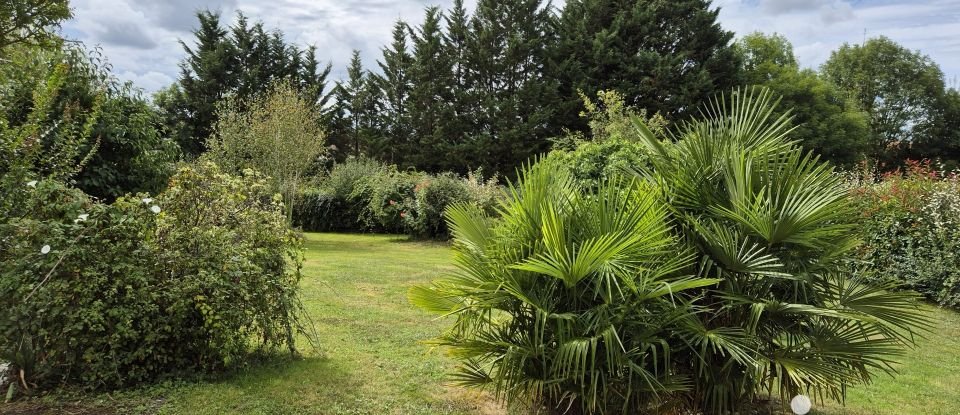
[4,233,958,415]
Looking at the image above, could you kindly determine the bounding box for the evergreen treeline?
[156,1,960,176]
[160,0,741,174]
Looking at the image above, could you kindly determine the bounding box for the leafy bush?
[1,43,178,201]
[403,173,471,238]
[293,157,384,232]
[545,139,651,189]
[852,160,960,307]
[0,162,310,392]
[412,88,927,414]
[354,168,424,234]
[293,159,504,238]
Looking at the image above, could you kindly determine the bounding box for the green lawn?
[5,233,960,414]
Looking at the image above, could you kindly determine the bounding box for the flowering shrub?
[0,162,310,392]
[852,160,960,307]
[353,168,424,234]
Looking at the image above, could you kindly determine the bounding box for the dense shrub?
[0,162,309,391]
[852,160,960,307]
[355,168,424,234]
[293,157,383,232]
[294,159,503,239]
[404,170,504,239]
[545,139,651,189]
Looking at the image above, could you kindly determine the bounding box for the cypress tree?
[466,0,558,173]
[373,21,414,164]
[552,0,740,131]
[408,7,455,171]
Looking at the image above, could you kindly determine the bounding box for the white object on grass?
[40,245,51,254]
[150,205,161,214]
[791,395,812,415]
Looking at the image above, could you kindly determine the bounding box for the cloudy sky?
[61,0,960,94]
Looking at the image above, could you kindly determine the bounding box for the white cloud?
[62,0,960,93]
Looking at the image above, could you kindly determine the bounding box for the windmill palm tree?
[412,87,928,414]
[632,87,928,413]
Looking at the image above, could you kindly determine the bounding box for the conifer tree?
[159,11,333,157]
[408,7,455,171]
[465,0,558,173]
[552,0,740,131]
[373,21,413,164]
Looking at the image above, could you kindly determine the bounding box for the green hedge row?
[293,158,502,239]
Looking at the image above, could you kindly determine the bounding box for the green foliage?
[0,0,71,51]
[292,157,384,232]
[1,43,177,201]
[822,36,947,164]
[0,47,101,217]
[547,90,657,189]
[0,162,310,391]
[735,32,870,166]
[546,139,652,190]
[635,87,927,412]
[403,170,502,239]
[552,0,741,134]
[208,81,327,221]
[354,168,424,234]
[415,88,928,414]
[293,158,502,239]
[733,32,797,84]
[160,11,332,156]
[851,160,960,307]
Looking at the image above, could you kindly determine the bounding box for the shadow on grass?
[0,354,365,415]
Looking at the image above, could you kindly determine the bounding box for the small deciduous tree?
[822,36,947,164]
[208,81,326,221]
[0,0,71,52]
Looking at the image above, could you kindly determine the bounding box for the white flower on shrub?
[27,180,38,188]
[142,197,153,204]
[922,189,960,232]
[150,205,161,214]
[40,245,51,254]
[74,213,89,223]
